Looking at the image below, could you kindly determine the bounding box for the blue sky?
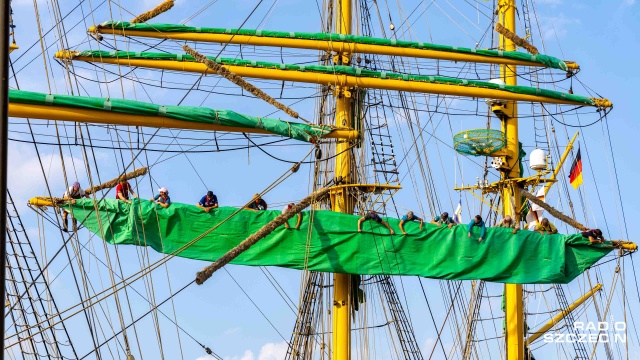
[6,0,640,359]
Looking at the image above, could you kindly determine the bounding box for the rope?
[130,0,175,24]
[182,45,302,120]
[195,186,332,285]
[494,23,539,55]
[518,188,587,231]
[84,167,148,195]
[31,167,149,206]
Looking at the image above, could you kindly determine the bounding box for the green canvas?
[65,198,612,284]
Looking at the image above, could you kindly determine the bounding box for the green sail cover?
[66,198,612,284]
[71,50,596,106]
[97,21,570,71]
[8,90,331,143]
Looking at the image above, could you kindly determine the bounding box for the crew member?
[431,211,456,229]
[115,178,137,203]
[151,187,171,208]
[61,181,89,232]
[282,203,302,230]
[246,194,268,211]
[535,218,558,235]
[399,211,423,234]
[496,215,518,234]
[468,215,486,242]
[358,210,395,235]
[197,191,219,212]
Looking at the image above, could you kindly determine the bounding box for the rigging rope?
[518,188,587,231]
[182,44,304,121]
[195,186,331,284]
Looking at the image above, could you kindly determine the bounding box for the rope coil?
[495,23,539,55]
[130,0,175,24]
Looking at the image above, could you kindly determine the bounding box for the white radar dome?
[529,148,546,171]
[484,79,507,106]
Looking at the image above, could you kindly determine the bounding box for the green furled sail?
[96,21,571,71]
[8,90,331,143]
[65,198,612,284]
[67,50,597,107]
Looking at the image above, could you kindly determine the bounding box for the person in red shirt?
[115,178,137,204]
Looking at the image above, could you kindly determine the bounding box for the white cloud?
[540,14,580,40]
[219,350,255,360]
[217,342,286,360]
[224,327,242,335]
[257,342,287,360]
[7,142,86,211]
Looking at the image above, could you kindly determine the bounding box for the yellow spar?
[526,284,603,345]
[7,103,357,140]
[55,51,610,108]
[89,25,580,70]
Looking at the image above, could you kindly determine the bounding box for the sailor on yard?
[468,215,486,242]
[535,218,558,235]
[197,190,219,212]
[399,211,423,234]
[496,215,518,234]
[581,228,605,244]
[115,177,137,203]
[152,187,171,208]
[431,211,456,229]
[358,210,394,235]
[282,203,302,230]
[246,194,268,211]
[62,181,89,232]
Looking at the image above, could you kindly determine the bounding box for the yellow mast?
[498,1,524,359]
[332,0,353,359]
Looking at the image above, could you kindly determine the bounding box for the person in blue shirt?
[430,211,456,229]
[151,187,171,209]
[468,215,486,242]
[399,211,423,234]
[197,190,218,213]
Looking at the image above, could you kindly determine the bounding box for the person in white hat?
[151,187,171,208]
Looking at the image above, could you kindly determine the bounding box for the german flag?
[569,148,583,189]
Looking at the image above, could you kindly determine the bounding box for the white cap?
[158,187,168,194]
